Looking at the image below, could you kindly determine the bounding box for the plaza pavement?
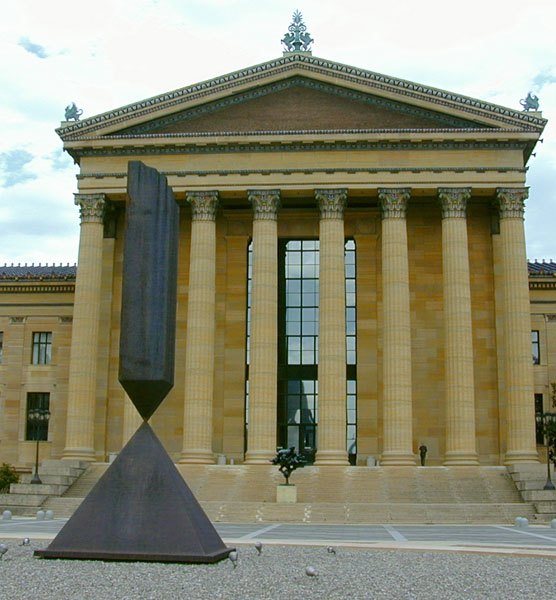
[2,517,556,558]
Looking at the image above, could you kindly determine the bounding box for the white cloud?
[1,0,555,262]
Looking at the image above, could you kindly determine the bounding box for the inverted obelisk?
[36,161,232,563]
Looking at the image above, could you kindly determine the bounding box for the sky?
[1,0,555,266]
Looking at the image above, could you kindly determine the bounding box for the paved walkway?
[2,518,556,557]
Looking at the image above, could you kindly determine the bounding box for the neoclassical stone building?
[0,49,551,469]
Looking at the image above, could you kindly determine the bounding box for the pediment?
[57,53,546,142]
[113,78,485,135]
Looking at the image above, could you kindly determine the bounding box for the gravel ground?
[1,540,555,600]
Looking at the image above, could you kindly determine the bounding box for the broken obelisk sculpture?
[36,161,232,563]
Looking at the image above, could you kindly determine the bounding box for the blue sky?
[1,0,555,265]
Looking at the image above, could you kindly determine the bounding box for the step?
[0,492,47,507]
[507,464,550,478]
[35,464,86,478]
[533,501,556,514]
[10,483,69,496]
[515,479,556,491]
[42,459,89,471]
[521,489,556,502]
[20,474,74,486]
[40,496,83,518]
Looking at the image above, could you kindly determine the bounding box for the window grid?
[285,240,319,366]
[532,330,540,365]
[32,332,52,365]
[26,392,50,441]
[246,239,357,462]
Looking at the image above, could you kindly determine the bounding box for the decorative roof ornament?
[64,102,83,121]
[281,10,313,54]
[520,92,539,112]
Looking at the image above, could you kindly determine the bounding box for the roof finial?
[281,10,313,55]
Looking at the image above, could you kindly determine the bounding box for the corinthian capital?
[186,191,219,221]
[315,189,347,219]
[248,190,280,221]
[438,188,471,218]
[378,188,411,219]
[496,188,528,219]
[74,193,107,224]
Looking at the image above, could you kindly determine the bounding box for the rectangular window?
[26,392,50,441]
[0,332,3,363]
[532,330,540,365]
[535,393,544,445]
[32,332,52,365]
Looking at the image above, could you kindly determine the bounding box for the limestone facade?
[0,53,550,468]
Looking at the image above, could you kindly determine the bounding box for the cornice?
[0,284,75,294]
[77,166,526,181]
[57,54,546,140]
[530,281,556,290]
[67,139,529,162]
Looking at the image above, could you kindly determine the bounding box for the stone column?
[179,191,219,464]
[244,190,280,464]
[379,189,416,465]
[314,189,349,465]
[63,194,107,461]
[439,188,479,465]
[122,393,142,446]
[496,188,538,464]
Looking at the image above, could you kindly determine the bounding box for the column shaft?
[244,191,280,464]
[439,189,479,465]
[379,189,416,465]
[122,393,142,446]
[315,189,349,465]
[180,192,219,463]
[496,189,538,464]
[63,194,106,461]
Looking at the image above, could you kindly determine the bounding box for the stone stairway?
[36,464,540,524]
[0,460,87,516]
[507,463,556,522]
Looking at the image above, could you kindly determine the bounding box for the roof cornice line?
[64,127,531,142]
[56,54,546,139]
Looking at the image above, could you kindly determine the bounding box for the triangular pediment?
[113,77,485,135]
[57,54,546,142]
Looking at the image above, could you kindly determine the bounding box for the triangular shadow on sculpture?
[35,422,232,563]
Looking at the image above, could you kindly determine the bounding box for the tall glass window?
[26,392,50,441]
[0,332,3,363]
[278,241,320,463]
[345,240,357,464]
[532,330,540,365]
[245,239,356,464]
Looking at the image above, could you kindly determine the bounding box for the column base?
[504,450,540,465]
[443,451,480,466]
[244,450,275,464]
[314,450,350,466]
[380,451,416,466]
[62,447,96,462]
[178,450,215,464]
